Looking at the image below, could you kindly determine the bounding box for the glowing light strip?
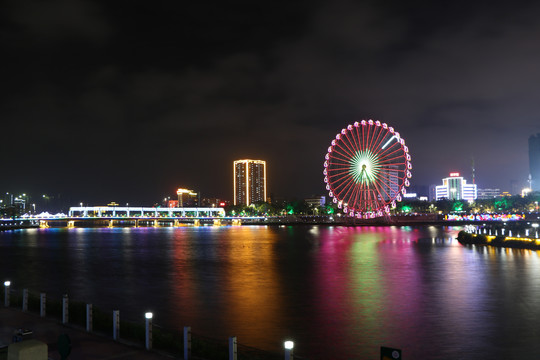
[246,162,249,206]
[381,135,397,149]
[233,162,237,205]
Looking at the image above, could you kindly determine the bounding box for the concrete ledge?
[8,340,47,360]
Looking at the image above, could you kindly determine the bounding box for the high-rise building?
[529,133,540,191]
[382,165,400,201]
[234,160,267,206]
[176,188,198,207]
[435,172,477,201]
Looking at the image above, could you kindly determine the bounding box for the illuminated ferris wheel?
[323,119,412,218]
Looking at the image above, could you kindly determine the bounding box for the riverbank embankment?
[457,230,540,250]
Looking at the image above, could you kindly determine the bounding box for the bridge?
[7,206,265,228]
[68,206,226,218]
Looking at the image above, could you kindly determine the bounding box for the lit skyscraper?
[234,160,267,206]
[435,172,477,201]
[529,134,540,191]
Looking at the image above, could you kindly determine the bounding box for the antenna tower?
[471,157,475,184]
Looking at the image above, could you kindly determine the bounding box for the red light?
[450,172,460,177]
[219,202,226,207]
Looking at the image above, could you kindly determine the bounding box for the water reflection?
[4,225,540,358]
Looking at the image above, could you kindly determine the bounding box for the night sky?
[2,0,540,205]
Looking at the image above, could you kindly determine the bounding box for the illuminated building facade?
[477,188,501,200]
[382,165,400,201]
[435,172,477,201]
[305,196,326,207]
[234,160,267,206]
[530,133,540,191]
[201,198,228,207]
[177,188,198,207]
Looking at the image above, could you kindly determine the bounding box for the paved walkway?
[0,307,176,359]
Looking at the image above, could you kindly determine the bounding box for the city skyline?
[2,1,540,204]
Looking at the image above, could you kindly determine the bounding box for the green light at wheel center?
[350,150,379,185]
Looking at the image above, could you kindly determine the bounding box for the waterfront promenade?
[0,307,178,360]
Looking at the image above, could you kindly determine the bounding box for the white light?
[381,135,397,149]
[145,312,153,319]
[533,224,539,228]
[4,281,10,286]
[284,341,294,350]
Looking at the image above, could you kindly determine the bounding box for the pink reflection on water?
[311,226,466,359]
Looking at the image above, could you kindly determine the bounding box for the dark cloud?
[6,0,109,44]
[1,0,540,205]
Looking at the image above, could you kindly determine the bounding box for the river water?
[1,225,540,359]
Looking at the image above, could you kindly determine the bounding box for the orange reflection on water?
[169,226,282,348]
[170,229,203,328]
[221,226,283,347]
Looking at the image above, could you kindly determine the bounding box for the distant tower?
[529,134,540,191]
[471,157,475,184]
[234,160,267,206]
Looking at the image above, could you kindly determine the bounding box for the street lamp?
[4,281,11,307]
[284,340,294,360]
[145,312,153,350]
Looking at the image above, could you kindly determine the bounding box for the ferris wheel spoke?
[380,153,407,164]
[378,141,403,159]
[350,182,366,210]
[334,141,357,159]
[374,128,396,152]
[368,126,384,154]
[328,149,355,164]
[370,127,387,153]
[334,173,359,200]
[328,176,353,192]
[333,169,356,187]
[378,157,406,166]
[365,189,375,211]
[366,189,378,212]
[340,132,361,157]
[326,159,351,168]
[327,167,353,175]
[350,127,361,153]
[327,159,353,168]
[372,178,391,205]
[379,146,402,159]
[361,125,367,152]
[377,143,399,159]
[377,168,404,179]
[364,126,379,153]
[327,166,354,177]
[377,172,403,193]
[365,187,378,211]
[343,131,359,155]
[345,184,361,210]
